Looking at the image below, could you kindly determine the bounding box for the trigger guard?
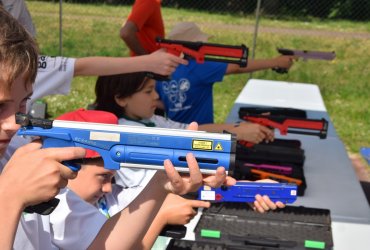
[62,160,81,172]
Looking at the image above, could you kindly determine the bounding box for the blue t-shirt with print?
[156,60,227,124]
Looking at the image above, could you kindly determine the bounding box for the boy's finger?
[13,140,42,155]
[59,165,78,180]
[187,122,198,131]
[41,147,86,162]
[186,153,203,187]
[189,200,211,208]
[164,159,184,193]
[170,54,188,65]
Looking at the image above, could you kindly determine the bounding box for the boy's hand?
[249,179,286,213]
[1,141,85,208]
[274,55,296,70]
[231,122,274,144]
[159,193,210,225]
[146,49,188,76]
[162,153,236,195]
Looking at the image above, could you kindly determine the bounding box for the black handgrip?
[146,72,170,81]
[159,225,187,239]
[272,67,288,74]
[23,160,82,215]
[24,198,60,215]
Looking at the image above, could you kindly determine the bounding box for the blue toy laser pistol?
[198,182,298,204]
[16,113,236,215]
[16,113,236,174]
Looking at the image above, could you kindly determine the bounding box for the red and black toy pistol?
[154,37,249,80]
[242,114,328,139]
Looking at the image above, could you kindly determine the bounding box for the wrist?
[0,177,25,212]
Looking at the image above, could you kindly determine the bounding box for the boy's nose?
[102,182,112,194]
[1,114,21,134]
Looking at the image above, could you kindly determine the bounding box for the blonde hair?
[0,7,38,91]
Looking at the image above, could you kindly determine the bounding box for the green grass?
[27,1,370,153]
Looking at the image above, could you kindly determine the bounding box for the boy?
[0,7,86,248]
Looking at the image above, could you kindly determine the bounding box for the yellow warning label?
[215,143,223,151]
[192,139,213,150]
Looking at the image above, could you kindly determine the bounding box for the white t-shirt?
[0,56,76,249]
[1,0,36,37]
[49,189,107,250]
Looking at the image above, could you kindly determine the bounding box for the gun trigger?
[63,159,82,172]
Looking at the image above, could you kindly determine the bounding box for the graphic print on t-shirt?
[162,78,192,112]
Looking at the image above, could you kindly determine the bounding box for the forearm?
[0,180,23,249]
[123,36,148,55]
[141,198,169,250]
[199,123,235,133]
[120,25,148,56]
[88,172,169,250]
[74,56,154,76]
[226,59,278,74]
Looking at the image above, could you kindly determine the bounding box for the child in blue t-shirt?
[156,22,296,124]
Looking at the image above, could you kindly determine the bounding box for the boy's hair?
[94,72,150,118]
[0,7,38,92]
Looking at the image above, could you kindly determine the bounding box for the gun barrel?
[16,115,236,174]
[157,37,248,67]
[277,48,336,60]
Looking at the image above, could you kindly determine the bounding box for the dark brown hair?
[0,7,38,91]
[94,72,150,118]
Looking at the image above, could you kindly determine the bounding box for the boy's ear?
[114,95,127,108]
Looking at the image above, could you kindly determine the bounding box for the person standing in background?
[120,0,164,56]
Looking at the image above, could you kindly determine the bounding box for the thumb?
[187,122,198,131]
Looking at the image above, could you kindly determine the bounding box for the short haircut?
[0,6,38,92]
[94,72,149,118]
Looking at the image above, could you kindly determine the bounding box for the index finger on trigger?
[171,54,188,65]
[190,200,211,208]
[59,165,78,180]
[42,146,86,163]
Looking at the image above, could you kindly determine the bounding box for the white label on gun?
[200,190,216,201]
[90,132,120,142]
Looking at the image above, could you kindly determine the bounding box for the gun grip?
[22,160,80,215]
[63,160,82,172]
[146,72,171,81]
[272,67,288,74]
[24,198,60,215]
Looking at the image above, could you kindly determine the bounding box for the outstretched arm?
[225,55,295,74]
[74,50,187,77]
[199,122,274,144]
[142,193,210,249]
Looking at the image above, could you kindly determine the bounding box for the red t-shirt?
[128,0,165,56]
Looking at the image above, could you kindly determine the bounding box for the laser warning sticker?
[192,139,213,150]
[215,143,223,151]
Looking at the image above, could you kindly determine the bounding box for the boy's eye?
[99,174,113,182]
